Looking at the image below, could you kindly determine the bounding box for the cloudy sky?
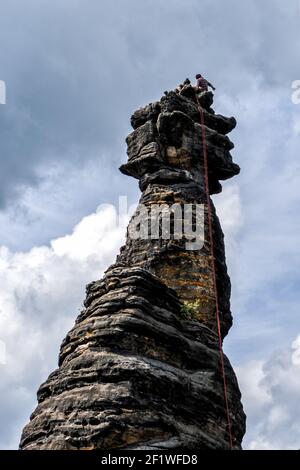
[0,0,299,449]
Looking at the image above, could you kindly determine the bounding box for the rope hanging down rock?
[196,95,234,449]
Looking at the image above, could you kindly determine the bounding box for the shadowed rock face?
[20,83,246,450]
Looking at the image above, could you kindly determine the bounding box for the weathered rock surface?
[20,81,246,450]
[118,88,240,338]
[20,267,245,450]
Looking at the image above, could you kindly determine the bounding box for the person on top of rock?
[176,78,191,94]
[195,73,216,92]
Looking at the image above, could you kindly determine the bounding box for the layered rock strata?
[20,81,246,450]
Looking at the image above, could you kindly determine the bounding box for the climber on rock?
[176,78,191,94]
[195,73,216,92]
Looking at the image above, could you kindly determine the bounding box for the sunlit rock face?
[20,82,245,450]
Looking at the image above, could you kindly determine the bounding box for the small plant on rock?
[179,300,200,320]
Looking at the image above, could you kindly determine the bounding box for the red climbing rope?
[196,95,234,450]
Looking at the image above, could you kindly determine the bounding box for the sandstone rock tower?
[20,81,246,450]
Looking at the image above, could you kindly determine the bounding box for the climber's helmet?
[195,74,202,79]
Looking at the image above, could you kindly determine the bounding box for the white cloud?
[0,204,128,449]
[0,180,245,449]
[213,183,243,271]
[237,335,300,449]
[0,157,139,252]
[293,117,300,135]
[0,163,298,451]
[51,204,125,261]
[0,0,299,450]
[214,184,243,236]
